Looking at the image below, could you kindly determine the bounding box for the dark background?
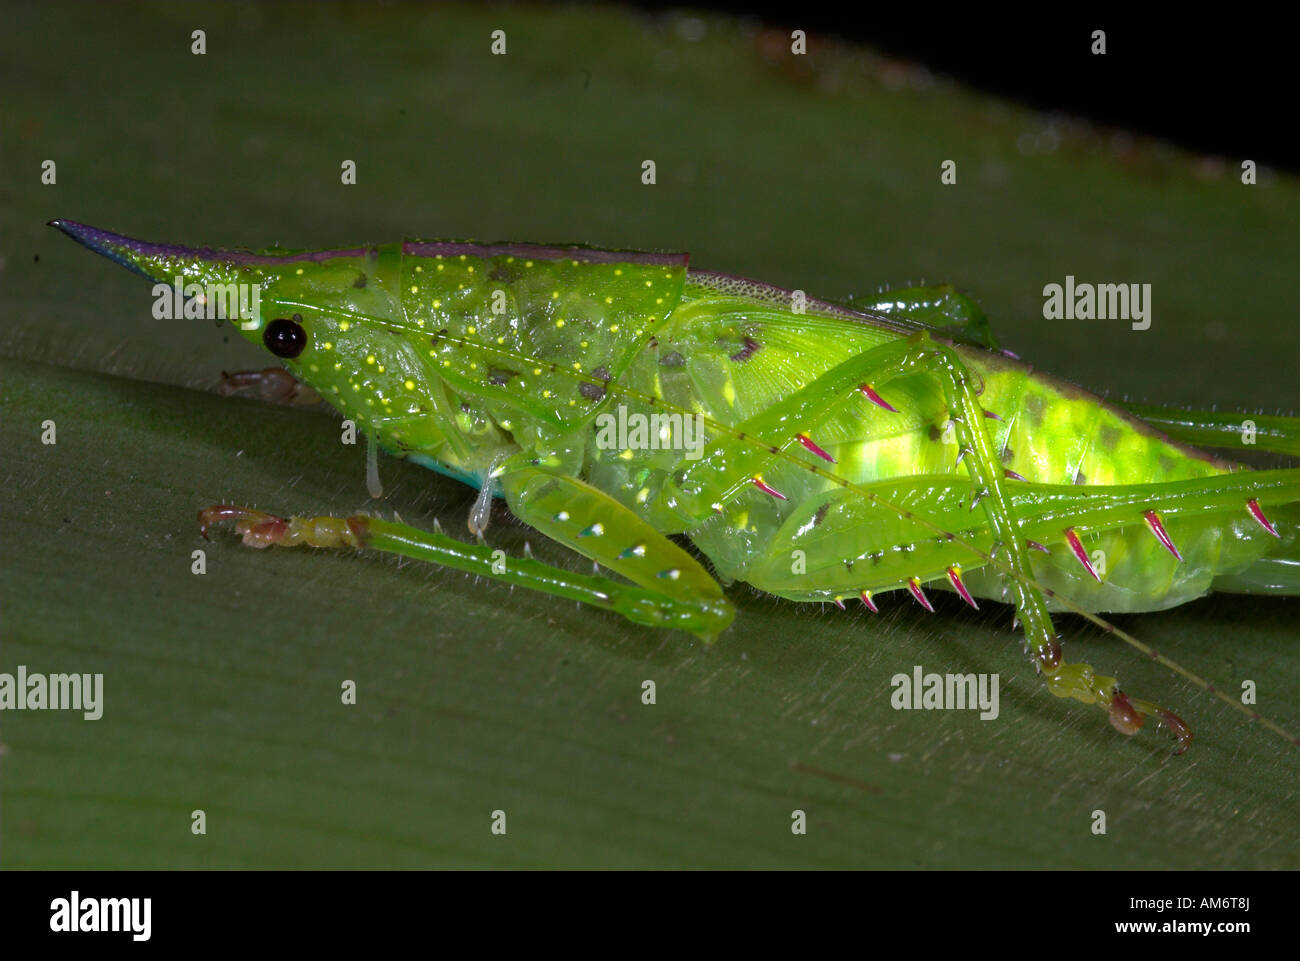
[633,4,1297,169]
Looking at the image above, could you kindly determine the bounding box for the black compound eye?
[264,317,307,358]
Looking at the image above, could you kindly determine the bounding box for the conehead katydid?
[49,220,1300,753]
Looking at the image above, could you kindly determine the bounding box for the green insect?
[50,220,1300,753]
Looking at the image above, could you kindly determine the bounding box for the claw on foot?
[198,505,287,547]
[1157,708,1194,755]
[1107,691,1144,736]
[198,505,366,549]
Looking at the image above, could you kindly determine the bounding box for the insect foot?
[1045,661,1193,754]
[198,505,367,550]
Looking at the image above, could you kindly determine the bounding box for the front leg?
[218,367,321,406]
[198,472,734,643]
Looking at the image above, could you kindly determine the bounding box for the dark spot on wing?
[660,351,686,368]
[487,367,519,386]
[353,273,367,288]
[729,335,761,364]
[579,366,611,401]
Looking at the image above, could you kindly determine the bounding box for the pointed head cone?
[48,220,384,346]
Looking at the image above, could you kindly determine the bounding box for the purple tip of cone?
[49,219,372,281]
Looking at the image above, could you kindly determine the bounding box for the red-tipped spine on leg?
[906,578,935,613]
[946,566,979,610]
[1063,527,1102,582]
[1142,509,1183,561]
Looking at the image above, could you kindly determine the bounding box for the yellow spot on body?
[366,355,376,365]
[604,296,613,304]
[580,341,589,348]
[533,367,542,375]
[415,265,423,272]
[618,449,633,460]
[551,291,560,300]
[609,324,620,333]
[436,264,445,271]
[555,318,565,328]
[339,321,351,331]
[644,280,652,287]
[322,341,333,350]
[466,325,476,335]
[404,380,415,390]
[636,487,649,504]
[409,286,419,294]
[309,364,319,372]
[571,362,582,370]
[525,260,534,268]
[723,380,737,406]
[542,390,552,398]
[432,299,442,308]
[442,359,451,367]
[614,268,623,276]
[377,365,385,373]
[735,511,749,529]
[295,268,304,275]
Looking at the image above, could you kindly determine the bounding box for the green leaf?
[2,2,1296,867]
